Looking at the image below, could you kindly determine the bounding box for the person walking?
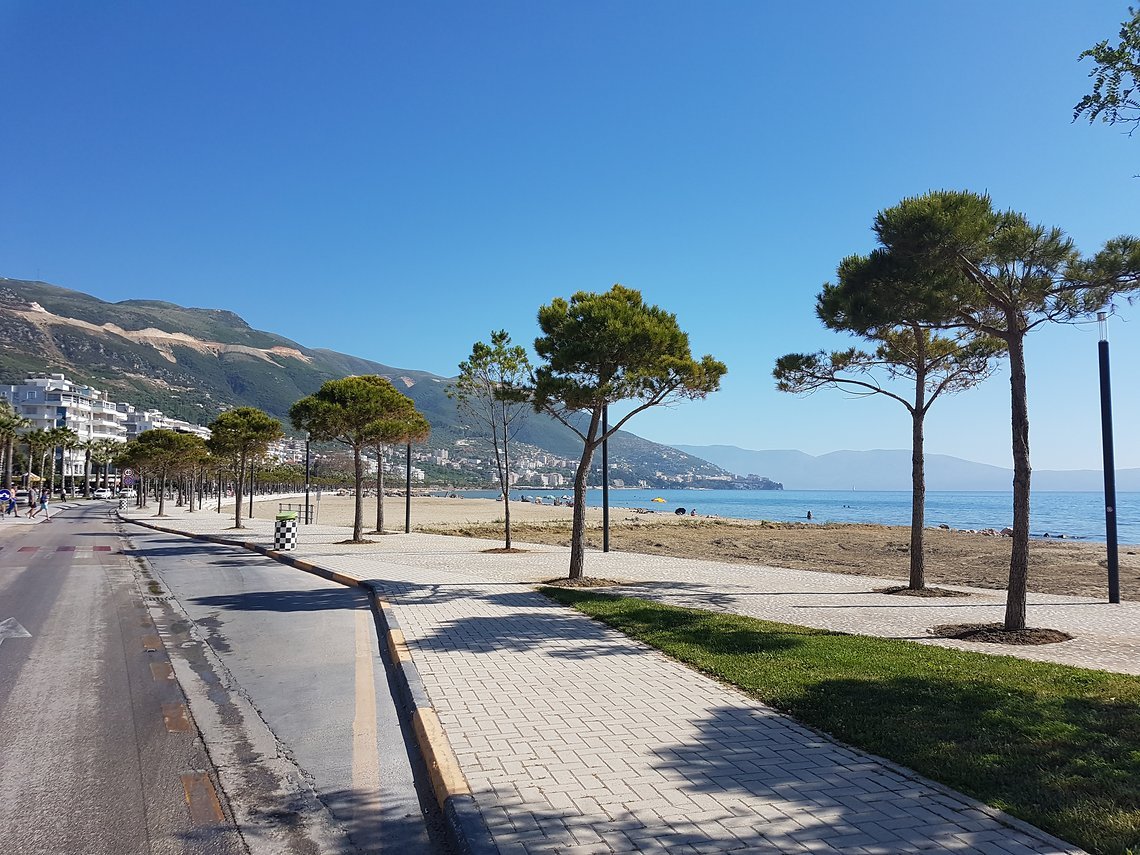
[32,489,50,522]
[6,495,19,517]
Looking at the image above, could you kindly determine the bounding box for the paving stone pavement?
[116,505,1109,854]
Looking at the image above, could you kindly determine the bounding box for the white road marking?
[0,617,31,647]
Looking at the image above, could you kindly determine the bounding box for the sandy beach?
[253,494,1138,598]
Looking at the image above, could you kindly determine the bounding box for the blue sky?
[1,1,1136,470]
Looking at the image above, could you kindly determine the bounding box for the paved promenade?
[108,501,1113,854]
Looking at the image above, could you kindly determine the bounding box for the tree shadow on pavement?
[401,596,648,660]
[124,541,244,559]
[649,677,1139,855]
[183,784,452,855]
[189,588,368,613]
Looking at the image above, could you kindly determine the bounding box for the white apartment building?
[116,403,211,441]
[0,374,129,478]
[1,373,210,480]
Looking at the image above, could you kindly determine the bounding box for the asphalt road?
[0,503,450,855]
[0,503,245,855]
[126,517,451,855]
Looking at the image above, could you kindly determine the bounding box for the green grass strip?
[540,587,1140,855]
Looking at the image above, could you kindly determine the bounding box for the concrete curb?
[119,513,500,855]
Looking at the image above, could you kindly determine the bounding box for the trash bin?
[274,511,299,551]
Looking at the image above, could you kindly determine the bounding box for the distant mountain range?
[0,277,733,486]
[672,445,1140,492]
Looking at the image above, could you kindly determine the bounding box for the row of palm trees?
[0,401,122,495]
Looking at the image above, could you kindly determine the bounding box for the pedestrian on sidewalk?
[5,495,19,517]
[31,489,50,522]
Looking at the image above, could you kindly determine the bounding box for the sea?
[446,488,1140,546]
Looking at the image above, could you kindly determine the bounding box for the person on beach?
[806,510,813,520]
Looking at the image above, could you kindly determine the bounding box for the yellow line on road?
[353,608,382,824]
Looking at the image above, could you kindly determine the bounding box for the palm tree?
[61,429,82,497]
[78,439,95,497]
[0,404,31,490]
[90,438,121,490]
[47,426,79,498]
[23,427,52,481]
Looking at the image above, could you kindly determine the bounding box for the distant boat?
[652,497,666,503]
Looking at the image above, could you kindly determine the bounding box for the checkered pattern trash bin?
[274,512,299,551]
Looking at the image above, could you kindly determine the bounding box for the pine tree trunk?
[568,411,601,579]
[502,432,511,550]
[234,455,245,529]
[908,346,927,590]
[158,472,167,516]
[1005,332,1031,631]
[84,451,92,498]
[909,406,927,589]
[353,446,364,542]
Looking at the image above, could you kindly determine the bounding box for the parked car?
[118,489,137,499]
[92,488,114,499]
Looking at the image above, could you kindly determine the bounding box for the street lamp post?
[304,432,311,524]
[602,405,610,553]
[405,441,412,534]
[1097,312,1120,604]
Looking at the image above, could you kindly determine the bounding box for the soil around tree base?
[541,577,627,588]
[336,538,376,545]
[930,622,1073,645]
[875,585,971,598]
[482,547,530,554]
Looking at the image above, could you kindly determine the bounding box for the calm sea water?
[448,488,1140,545]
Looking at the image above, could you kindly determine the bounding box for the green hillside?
[0,277,734,485]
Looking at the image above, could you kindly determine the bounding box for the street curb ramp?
[119,513,501,855]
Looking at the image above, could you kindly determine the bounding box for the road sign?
[0,489,9,502]
[123,475,136,487]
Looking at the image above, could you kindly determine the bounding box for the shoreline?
[252,495,1138,598]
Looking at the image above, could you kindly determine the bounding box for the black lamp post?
[1098,312,1120,604]
[602,405,610,553]
[304,432,311,524]
[405,441,412,534]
